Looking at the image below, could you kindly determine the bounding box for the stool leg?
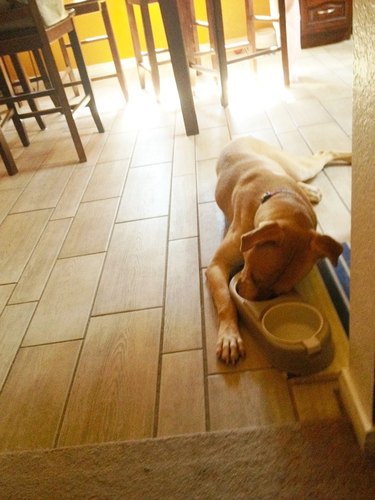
[39,38,87,162]
[0,59,30,147]
[0,126,18,176]
[10,54,46,131]
[32,49,60,107]
[205,0,219,71]
[125,2,146,89]
[58,38,80,97]
[206,0,228,107]
[277,0,290,86]
[68,28,105,135]
[176,0,198,67]
[244,0,257,73]
[140,1,160,98]
[101,2,129,100]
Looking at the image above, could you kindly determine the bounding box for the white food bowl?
[229,273,334,375]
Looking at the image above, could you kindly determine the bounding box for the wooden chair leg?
[277,0,290,86]
[9,54,46,130]
[206,0,228,107]
[140,2,160,98]
[39,40,87,162]
[0,126,18,176]
[244,0,258,72]
[0,60,30,147]
[101,1,129,100]
[205,0,219,71]
[31,49,60,107]
[58,38,80,97]
[176,0,199,68]
[125,2,146,89]
[68,29,105,135]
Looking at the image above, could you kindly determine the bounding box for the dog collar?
[261,189,295,204]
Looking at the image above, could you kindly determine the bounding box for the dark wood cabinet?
[299,1,353,48]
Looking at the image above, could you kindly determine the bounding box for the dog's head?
[236,221,343,301]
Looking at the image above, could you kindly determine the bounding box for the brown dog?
[206,135,351,364]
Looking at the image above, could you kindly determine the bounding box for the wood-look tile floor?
[0,40,352,452]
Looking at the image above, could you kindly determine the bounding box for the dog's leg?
[206,239,245,364]
[279,150,352,182]
[314,150,352,165]
[223,136,351,182]
[296,151,352,203]
[297,182,322,204]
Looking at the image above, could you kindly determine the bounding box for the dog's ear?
[240,222,284,252]
[310,232,343,266]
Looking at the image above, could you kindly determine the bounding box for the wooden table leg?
[158,0,199,136]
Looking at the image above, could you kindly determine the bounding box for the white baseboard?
[339,368,375,456]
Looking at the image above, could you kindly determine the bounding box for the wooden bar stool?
[123,0,198,134]
[61,0,129,100]
[190,0,290,107]
[0,0,104,163]
[125,0,165,98]
[124,0,198,99]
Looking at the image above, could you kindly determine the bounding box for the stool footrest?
[81,34,109,44]
[226,46,281,65]
[71,94,91,116]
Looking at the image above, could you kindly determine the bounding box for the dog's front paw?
[216,331,245,365]
[297,182,322,204]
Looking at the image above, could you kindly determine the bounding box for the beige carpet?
[1,420,374,499]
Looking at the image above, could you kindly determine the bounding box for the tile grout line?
[152,111,178,438]
[194,130,212,433]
